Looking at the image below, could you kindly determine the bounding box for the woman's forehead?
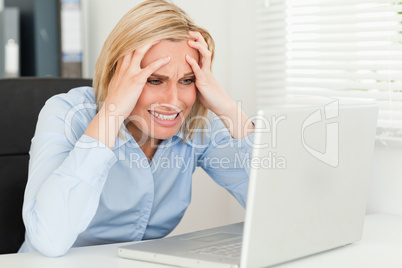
[141,40,199,66]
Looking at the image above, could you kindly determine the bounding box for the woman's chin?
[150,127,180,140]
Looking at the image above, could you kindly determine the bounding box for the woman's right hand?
[105,40,170,119]
[85,40,170,149]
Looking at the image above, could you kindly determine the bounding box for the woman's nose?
[164,84,180,106]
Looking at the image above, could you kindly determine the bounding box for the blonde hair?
[93,0,215,141]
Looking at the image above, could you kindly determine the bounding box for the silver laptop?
[118,97,378,268]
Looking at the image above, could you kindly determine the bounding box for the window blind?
[255,0,402,141]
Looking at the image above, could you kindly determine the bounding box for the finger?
[189,31,208,47]
[131,40,161,68]
[188,40,212,70]
[140,56,171,79]
[185,54,203,77]
[115,57,123,74]
[117,52,134,76]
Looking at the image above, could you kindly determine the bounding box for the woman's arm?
[23,42,169,257]
[22,92,117,257]
[196,115,254,207]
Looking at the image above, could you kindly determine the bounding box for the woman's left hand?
[186,31,234,116]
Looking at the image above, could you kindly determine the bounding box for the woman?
[19,0,254,257]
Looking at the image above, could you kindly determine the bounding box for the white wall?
[227,0,256,117]
[81,0,131,79]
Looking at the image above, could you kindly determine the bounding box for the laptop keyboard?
[189,240,242,258]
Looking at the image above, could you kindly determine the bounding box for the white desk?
[1,214,402,268]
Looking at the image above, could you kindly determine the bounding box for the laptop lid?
[240,98,378,267]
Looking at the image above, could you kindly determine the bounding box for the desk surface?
[1,214,402,268]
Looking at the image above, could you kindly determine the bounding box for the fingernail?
[165,56,170,61]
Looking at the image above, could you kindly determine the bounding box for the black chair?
[0,77,92,254]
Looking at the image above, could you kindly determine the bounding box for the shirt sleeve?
[196,115,254,208]
[22,92,117,257]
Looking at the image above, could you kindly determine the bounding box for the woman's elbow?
[38,244,70,257]
[25,226,73,257]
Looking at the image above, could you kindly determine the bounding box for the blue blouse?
[19,87,254,257]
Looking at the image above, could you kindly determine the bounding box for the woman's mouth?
[148,110,181,121]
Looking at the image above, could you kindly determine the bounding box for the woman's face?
[128,40,199,144]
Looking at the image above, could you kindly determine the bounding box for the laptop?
[118,96,378,268]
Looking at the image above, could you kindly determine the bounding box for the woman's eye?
[181,78,195,85]
[147,79,162,85]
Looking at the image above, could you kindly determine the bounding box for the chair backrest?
[0,77,92,254]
